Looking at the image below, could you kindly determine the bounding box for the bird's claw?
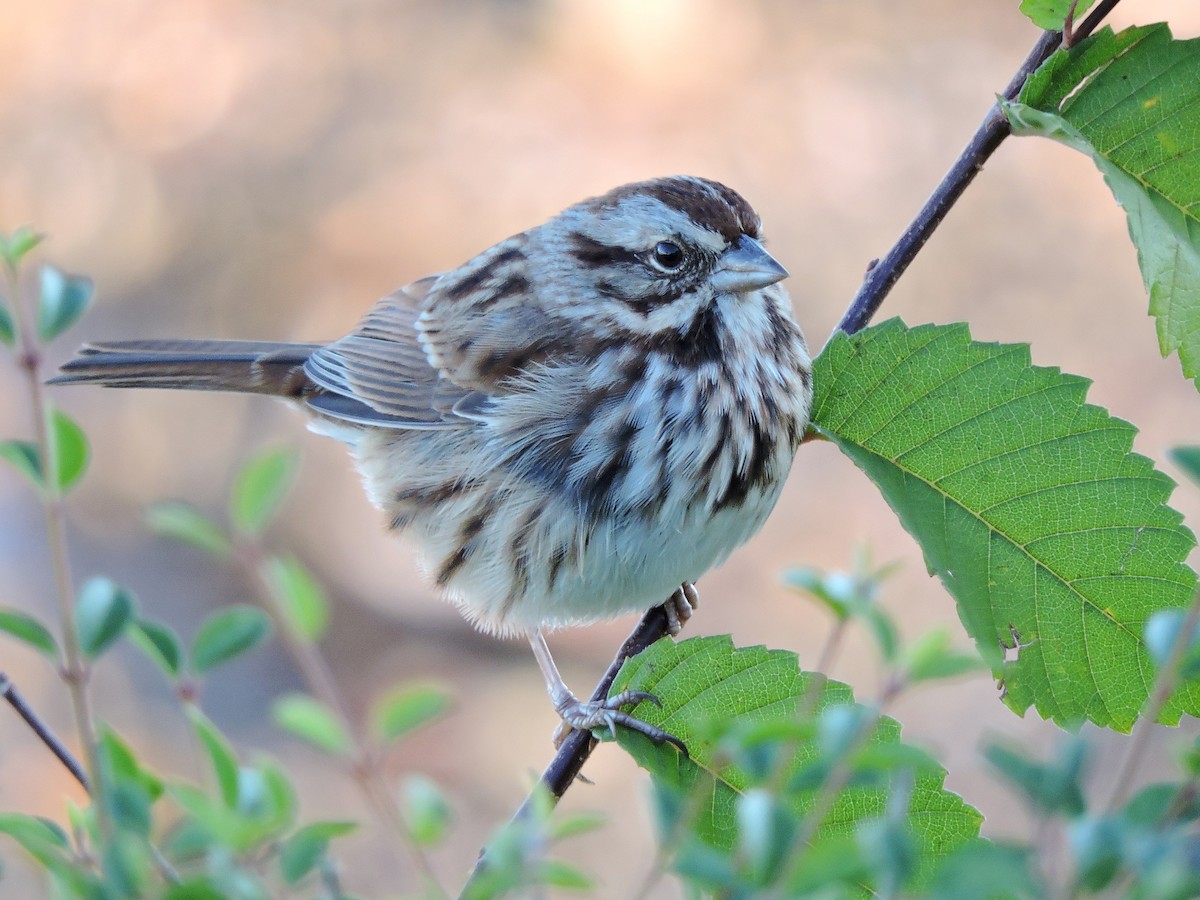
[553,690,687,756]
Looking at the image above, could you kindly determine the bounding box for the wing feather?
[304,278,480,429]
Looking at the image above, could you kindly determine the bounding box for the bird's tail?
[49,339,323,397]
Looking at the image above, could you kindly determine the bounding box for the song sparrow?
[52,176,813,747]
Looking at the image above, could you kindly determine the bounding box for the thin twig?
[832,29,1063,341]
[6,260,107,833]
[1075,0,1123,45]
[1,672,89,790]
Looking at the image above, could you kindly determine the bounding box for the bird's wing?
[416,237,575,392]
[304,277,480,429]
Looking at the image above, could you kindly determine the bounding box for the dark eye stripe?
[568,232,641,268]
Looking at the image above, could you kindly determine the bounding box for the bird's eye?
[651,241,685,271]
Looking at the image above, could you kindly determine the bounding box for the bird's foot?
[552,690,687,755]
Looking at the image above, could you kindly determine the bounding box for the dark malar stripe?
[656,305,723,367]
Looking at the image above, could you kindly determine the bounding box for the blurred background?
[2,0,1200,895]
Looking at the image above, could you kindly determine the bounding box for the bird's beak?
[710,236,789,293]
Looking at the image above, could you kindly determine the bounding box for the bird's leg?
[528,629,686,754]
[661,581,699,636]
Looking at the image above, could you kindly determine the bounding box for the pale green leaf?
[272,693,351,756]
[611,636,982,892]
[1018,0,1096,31]
[812,320,1197,729]
[37,265,93,343]
[0,608,58,658]
[371,682,452,744]
[144,501,231,556]
[263,556,328,642]
[186,707,239,809]
[76,577,136,658]
[0,226,44,271]
[190,605,271,675]
[230,447,298,534]
[0,303,13,347]
[279,821,357,885]
[1169,446,1200,489]
[0,440,43,490]
[129,618,183,677]
[1008,25,1200,391]
[47,407,88,493]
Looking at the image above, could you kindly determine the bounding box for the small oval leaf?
[230,448,298,534]
[0,608,59,658]
[371,683,452,744]
[129,619,183,677]
[190,605,271,675]
[76,577,135,659]
[37,266,93,343]
[0,303,14,347]
[264,556,328,642]
[0,440,44,490]
[144,501,231,557]
[186,707,240,809]
[403,775,450,846]
[272,694,351,756]
[0,226,44,271]
[47,408,88,493]
[279,821,357,885]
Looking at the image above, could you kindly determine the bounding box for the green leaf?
[0,608,58,658]
[99,726,164,803]
[129,618,183,677]
[1008,25,1200,392]
[144,501,231,556]
[611,636,982,892]
[1144,609,1200,679]
[0,303,13,348]
[538,860,593,890]
[186,707,240,809]
[0,440,43,490]
[263,556,328,642]
[272,693,352,756]
[76,577,136,658]
[229,447,298,534]
[928,840,1040,900]
[0,812,97,895]
[0,226,44,271]
[279,821,356,885]
[403,774,450,846]
[1170,446,1200,489]
[190,605,271,675]
[982,737,1087,817]
[371,682,452,744]
[37,265,93,343]
[901,630,986,685]
[47,407,88,493]
[1018,0,1096,30]
[812,320,1197,730]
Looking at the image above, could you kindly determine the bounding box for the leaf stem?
[7,260,106,829]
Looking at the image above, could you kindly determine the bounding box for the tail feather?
[49,339,323,397]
